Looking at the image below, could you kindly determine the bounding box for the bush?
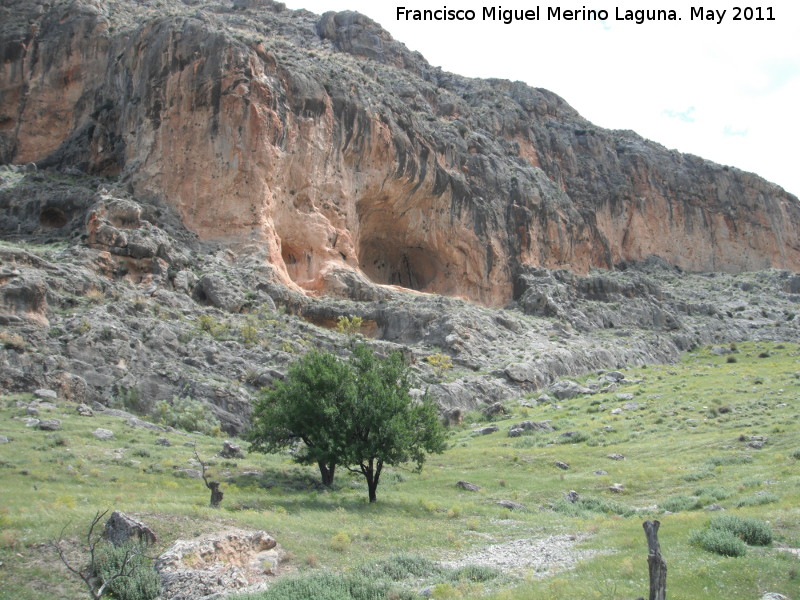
[553,496,635,518]
[448,564,503,583]
[154,396,221,436]
[710,514,773,545]
[95,541,160,600]
[235,572,415,600]
[361,554,442,581]
[659,495,701,512]
[736,492,779,508]
[690,528,747,557]
[693,486,733,501]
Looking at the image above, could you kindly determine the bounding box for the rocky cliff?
[2,0,799,307]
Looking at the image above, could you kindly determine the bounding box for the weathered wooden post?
[194,447,224,508]
[643,520,667,600]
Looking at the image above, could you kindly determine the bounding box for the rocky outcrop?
[155,530,280,600]
[1,0,798,308]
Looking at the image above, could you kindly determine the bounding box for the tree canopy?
[248,344,446,502]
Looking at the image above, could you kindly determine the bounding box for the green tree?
[344,345,447,502]
[248,351,353,486]
[248,345,446,501]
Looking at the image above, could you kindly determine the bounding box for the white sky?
[281,0,800,198]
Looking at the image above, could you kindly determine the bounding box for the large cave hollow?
[358,239,443,291]
[356,197,448,294]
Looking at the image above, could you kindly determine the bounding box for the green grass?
[1,341,799,600]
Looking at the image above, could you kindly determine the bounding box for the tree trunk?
[365,459,382,503]
[318,461,336,487]
[643,520,667,600]
[208,481,223,508]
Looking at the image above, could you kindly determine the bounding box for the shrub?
[694,485,733,502]
[709,514,773,546]
[553,496,634,518]
[361,554,442,581]
[153,396,221,436]
[236,571,415,600]
[689,528,747,557]
[705,454,753,467]
[659,495,701,512]
[330,531,351,552]
[425,353,453,379]
[736,492,779,508]
[448,564,503,583]
[95,541,160,600]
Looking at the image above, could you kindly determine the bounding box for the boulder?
[482,402,507,419]
[548,380,594,400]
[473,425,499,436]
[442,408,463,427]
[33,389,58,400]
[93,428,114,440]
[456,481,480,492]
[565,490,579,503]
[220,440,245,459]
[607,454,626,461]
[496,500,525,511]
[76,403,94,417]
[0,435,8,444]
[37,419,61,431]
[554,461,570,470]
[103,511,157,547]
[155,530,280,600]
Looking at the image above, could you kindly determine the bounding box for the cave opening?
[39,206,68,229]
[358,240,441,292]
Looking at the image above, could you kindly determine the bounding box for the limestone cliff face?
[2,0,799,306]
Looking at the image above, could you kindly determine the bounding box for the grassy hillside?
[1,341,798,600]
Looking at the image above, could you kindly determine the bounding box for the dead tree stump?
[208,481,224,508]
[643,520,667,600]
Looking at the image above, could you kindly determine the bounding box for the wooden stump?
[643,520,667,600]
[208,481,224,508]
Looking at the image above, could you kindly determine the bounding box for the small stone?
[605,371,625,382]
[473,425,499,436]
[482,402,507,418]
[705,504,724,511]
[496,500,525,510]
[220,440,245,459]
[554,461,570,470]
[93,428,115,441]
[609,483,624,493]
[615,393,634,401]
[76,404,94,417]
[456,481,480,492]
[760,594,789,600]
[611,408,623,415]
[103,511,157,547]
[155,437,171,447]
[37,419,61,431]
[623,402,640,411]
[607,454,626,461]
[0,435,9,444]
[26,406,39,417]
[594,470,608,475]
[748,440,765,449]
[33,389,58,400]
[23,418,40,427]
[565,490,579,503]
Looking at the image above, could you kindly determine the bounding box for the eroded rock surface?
[1,0,799,308]
[155,530,281,600]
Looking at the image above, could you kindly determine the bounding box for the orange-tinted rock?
[1,0,798,306]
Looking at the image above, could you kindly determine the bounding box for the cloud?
[723,126,749,137]
[663,107,696,123]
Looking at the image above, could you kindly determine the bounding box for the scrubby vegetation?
[1,342,799,600]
